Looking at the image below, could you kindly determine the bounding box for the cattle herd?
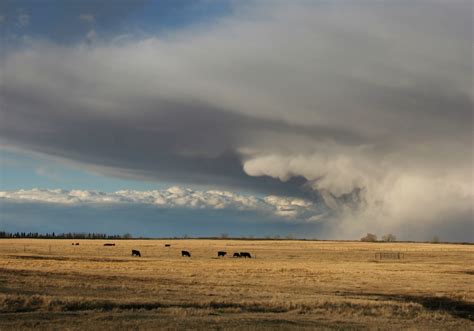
[235,252,252,258]
[131,249,251,258]
[78,242,253,259]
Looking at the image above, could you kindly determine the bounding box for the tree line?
[361,233,397,242]
[360,233,442,243]
[0,231,133,239]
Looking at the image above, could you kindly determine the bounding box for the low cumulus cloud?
[0,187,323,220]
[0,1,472,240]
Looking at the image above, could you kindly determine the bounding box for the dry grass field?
[0,239,472,330]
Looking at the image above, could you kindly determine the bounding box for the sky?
[0,0,472,241]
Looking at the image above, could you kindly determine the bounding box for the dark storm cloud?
[0,83,359,197]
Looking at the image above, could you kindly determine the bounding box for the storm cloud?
[1,1,472,240]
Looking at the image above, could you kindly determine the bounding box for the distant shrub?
[431,235,440,243]
[382,234,397,242]
[361,233,378,242]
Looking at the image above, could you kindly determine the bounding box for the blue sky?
[0,148,173,191]
[0,0,472,241]
[1,0,235,47]
[1,201,324,238]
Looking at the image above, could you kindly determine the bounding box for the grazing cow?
[233,252,241,258]
[181,250,191,257]
[104,243,115,246]
[240,252,251,258]
[165,244,171,247]
[75,243,80,246]
[131,249,141,257]
[218,251,227,257]
[71,243,74,245]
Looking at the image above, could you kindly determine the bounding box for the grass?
[0,239,472,330]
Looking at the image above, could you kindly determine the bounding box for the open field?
[0,239,472,330]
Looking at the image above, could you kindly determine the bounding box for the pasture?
[0,239,472,330]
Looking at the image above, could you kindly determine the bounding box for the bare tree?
[361,233,378,242]
[382,233,397,242]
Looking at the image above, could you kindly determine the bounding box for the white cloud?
[264,195,315,218]
[85,29,97,42]
[0,187,322,220]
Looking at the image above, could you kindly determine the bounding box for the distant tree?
[361,233,378,242]
[431,235,440,243]
[285,234,295,240]
[122,233,133,239]
[220,233,229,239]
[382,233,397,242]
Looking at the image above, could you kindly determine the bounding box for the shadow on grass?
[340,292,474,321]
[0,296,295,314]
[8,255,143,263]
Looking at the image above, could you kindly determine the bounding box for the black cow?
[165,244,171,247]
[104,243,115,246]
[240,252,251,258]
[131,249,141,257]
[233,252,241,258]
[181,250,191,257]
[75,243,80,246]
[218,251,227,257]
